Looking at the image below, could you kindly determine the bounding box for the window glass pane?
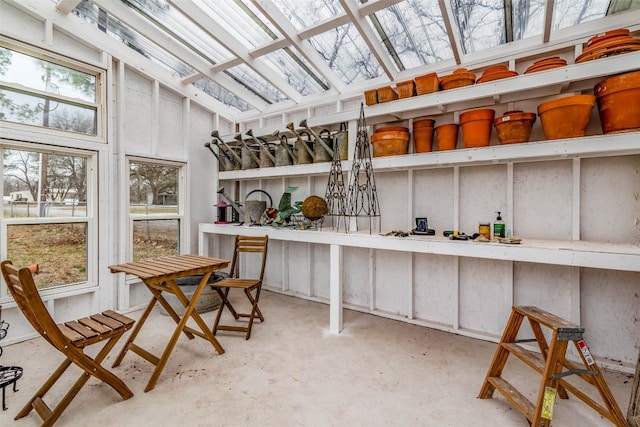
[368,0,453,71]
[553,0,610,30]
[0,47,96,103]
[308,23,383,84]
[192,77,250,112]
[129,161,179,215]
[271,0,344,30]
[7,223,88,289]
[227,63,288,104]
[262,47,328,95]
[132,219,179,261]
[451,0,506,54]
[3,149,88,218]
[512,0,546,40]
[0,87,97,135]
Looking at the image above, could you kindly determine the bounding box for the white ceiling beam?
[339,0,397,81]
[55,0,81,15]
[439,0,463,64]
[168,0,303,104]
[543,0,555,43]
[251,0,345,92]
[298,14,351,40]
[91,0,268,112]
[249,38,290,58]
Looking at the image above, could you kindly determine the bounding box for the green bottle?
[493,211,505,238]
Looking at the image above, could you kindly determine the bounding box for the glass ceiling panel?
[262,48,328,95]
[368,0,454,71]
[553,0,615,30]
[121,0,232,65]
[74,1,194,78]
[512,0,546,40]
[270,0,344,31]
[308,23,383,85]
[200,0,281,49]
[192,77,250,112]
[451,0,506,54]
[227,63,288,104]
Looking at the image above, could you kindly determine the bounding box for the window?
[128,159,183,261]
[1,145,94,291]
[0,43,101,137]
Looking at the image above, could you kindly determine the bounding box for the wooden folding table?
[109,254,229,392]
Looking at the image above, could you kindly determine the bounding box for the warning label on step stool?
[541,386,557,419]
[577,339,595,365]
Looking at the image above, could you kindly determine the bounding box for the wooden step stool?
[478,306,626,427]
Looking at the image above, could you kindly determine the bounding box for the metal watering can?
[234,133,260,170]
[300,119,334,163]
[217,187,273,225]
[334,122,349,161]
[204,140,236,172]
[246,129,276,168]
[271,130,296,166]
[286,122,315,165]
[211,131,242,170]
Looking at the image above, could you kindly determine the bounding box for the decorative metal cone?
[325,129,348,232]
[345,103,380,233]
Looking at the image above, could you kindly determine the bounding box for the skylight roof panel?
[192,76,250,112]
[308,22,383,85]
[511,0,546,40]
[451,0,506,54]
[270,0,345,31]
[227,63,288,104]
[122,0,232,64]
[553,0,610,29]
[368,0,453,71]
[262,48,329,96]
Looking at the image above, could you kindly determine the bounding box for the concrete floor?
[0,291,634,426]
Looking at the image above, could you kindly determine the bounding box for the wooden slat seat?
[1,260,135,426]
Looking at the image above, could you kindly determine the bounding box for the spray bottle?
[493,211,505,238]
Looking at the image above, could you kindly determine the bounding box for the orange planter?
[440,68,476,90]
[537,95,595,140]
[370,131,409,157]
[459,109,495,148]
[435,124,459,151]
[396,80,416,99]
[494,111,537,144]
[594,70,640,134]
[414,127,434,153]
[415,72,440,95]
[413,118,435,130]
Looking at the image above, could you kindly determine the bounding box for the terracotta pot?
[537,95,596,140]
[587,29,630,47]
[459,109,495,148]
[375,126,409,134]
[364,89,377,105]
[377,86,399,103]
[370,131,409,157]
[594,70,640,134]
[414,127,434,153]
[396,80,416,99]
[435,124,459,151]
[440,68,476,90]
[576,30,640,63]
[477,64,518,83]
[413,118,435,130]
[415,72,440,95]
[494,111,537,144]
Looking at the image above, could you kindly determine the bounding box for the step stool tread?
[514,306,582,331]
[488,376,535,421]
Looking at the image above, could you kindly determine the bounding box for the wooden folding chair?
[211,235,268,340]
[1,260,135,426]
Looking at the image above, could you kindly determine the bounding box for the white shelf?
[199,223,640,273]
[218,132,640,181]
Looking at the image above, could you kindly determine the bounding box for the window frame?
[0,140,98,300]
[126,156,186,263]
[0,36,107,144]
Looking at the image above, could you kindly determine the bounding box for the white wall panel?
[513,262,574,317]
[374,249,409,316]
[459,165,508,235]
[413,168,454,233]
[123,67,152,152]
[343,247,371,308]
[310,244,330,299]
[376,170,408,231]
[413,253,455,326]
[53,28,101,63]
[158,88,184,158]
[0,1,43,42]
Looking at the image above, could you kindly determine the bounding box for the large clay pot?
[459,108,495,148]
[370,131,409,157]
[415,72,440,95]
[594,70,640,134]
[494,111,537,144]
[440,68,476,90]
[435,123,459,151]
[413,118,434,153]
[537,95,595,140]
[477,64,518,83]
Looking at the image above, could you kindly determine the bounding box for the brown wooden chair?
[0,260,135,426]
[211,235,268,340]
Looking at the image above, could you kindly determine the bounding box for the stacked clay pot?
[524,56,567,74]
[413,118,435,153]
[576,28,640,63]
[415,72,440,95]
[440,68,476,90]
[537,94,596,140]
[494,111,537,144]
[435,123,459,150]
[594,70,640,134]
[476,64,518,83]
[371,126,409,157]
[459,109,495,148]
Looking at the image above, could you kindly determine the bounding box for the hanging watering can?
[272,130,295,166]
[217,187,273,225]
[204,140,235,172]
[300,119,333,163]
[334,122,349,160]
[211,131,242,170]
[286,122,314,165]
[235,133,260,170]
[246,129,275,168]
